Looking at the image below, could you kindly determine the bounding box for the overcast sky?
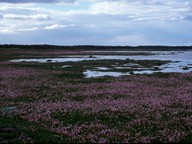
[0,0,192,46]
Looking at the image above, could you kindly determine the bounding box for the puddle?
[115,67,132,70]
[159,61,192,73]
[61,65,72,68]
[123,63,139,67]
[133,70,156,75]
[84,70,130,78]
[96,67,111,70]
[0,106,17,114]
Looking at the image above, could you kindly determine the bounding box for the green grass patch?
[0,115,68,143]
[53,111,96,126]
[184,76,192,82]
[112,95,127,100]
[53,110,136,128]
[12,96,38,103]
[56,72,84,79]
[69,95,87,101]
[150,72,172,78]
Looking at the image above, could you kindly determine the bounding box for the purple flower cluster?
[1,61,192,143]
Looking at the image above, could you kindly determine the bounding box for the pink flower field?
[0,47,192,143]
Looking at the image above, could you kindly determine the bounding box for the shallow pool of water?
[84,70,130,78]
[10,51,192,78]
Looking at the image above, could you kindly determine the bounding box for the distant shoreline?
[0,44,192,51]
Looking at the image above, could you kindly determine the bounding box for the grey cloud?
[0,0,76,3]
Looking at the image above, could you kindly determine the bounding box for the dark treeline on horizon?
[0,44,192,51]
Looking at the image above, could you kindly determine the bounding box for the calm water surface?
[10,51,192,78]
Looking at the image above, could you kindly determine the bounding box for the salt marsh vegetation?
[0,46,192,143]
